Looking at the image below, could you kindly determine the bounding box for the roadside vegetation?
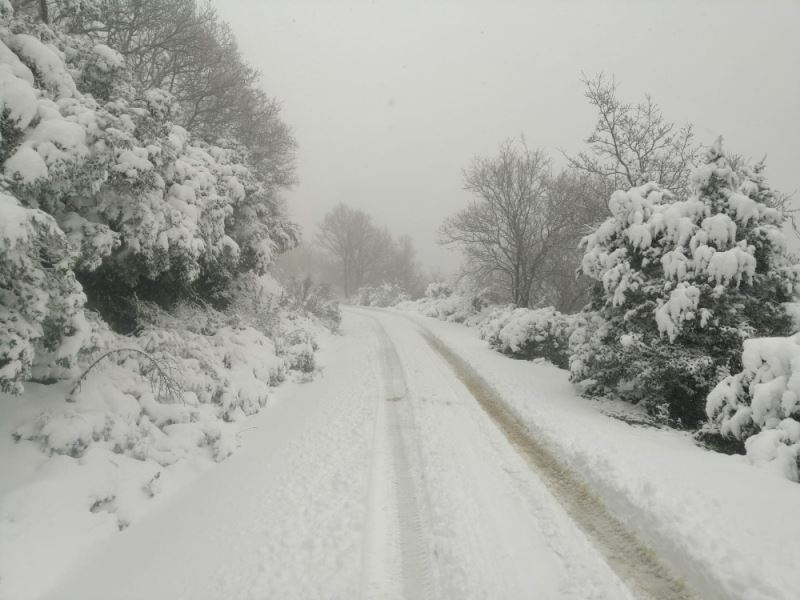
[389,76,800,482]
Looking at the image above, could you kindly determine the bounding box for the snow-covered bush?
[397,280,492,323]
[704,334,800,481]
[356,282,409,307]
[573,140,798,426]
[424,281,452,299]
[282,276,341,332]
[14,302,289,461]
[478,305,581,368]
[0,13,299,390]
[0,193,89,393]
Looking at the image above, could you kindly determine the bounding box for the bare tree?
[565,73,700,199]
[533,171,606,312]
[382,234,426,298]
[442,139,572,307]
[317,204,386,297]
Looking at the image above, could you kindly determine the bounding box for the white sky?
[214,0,800,273]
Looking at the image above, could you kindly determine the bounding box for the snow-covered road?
[41,309,692,600]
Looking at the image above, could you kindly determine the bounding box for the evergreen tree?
[571,140,798,426]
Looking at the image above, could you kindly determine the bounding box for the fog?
[215,0,800,273]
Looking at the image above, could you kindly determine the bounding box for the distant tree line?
[315,203,428,299]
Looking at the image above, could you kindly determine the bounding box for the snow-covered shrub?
[0,13,298,333]
[478,305,581,368]
[282,276,341,331]
[424,281,452,299]
[573,140,798,426]
[397,280,492,323]
[15,302,287,461]
[356,282,409,307]
[277,327,317,375]
[0,193,89,393]
[704,334,800,481]
[223,272,340,380]
[224,272,284,337]
[475,304,517,343]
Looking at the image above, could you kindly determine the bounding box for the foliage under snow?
[356,282,409,308]
[396,280,493,323]
[705,332,800,480]
[573,140,798,426]
[477,305,582,368]
[0,12,297,393]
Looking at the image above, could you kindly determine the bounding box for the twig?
[68,348,184,404]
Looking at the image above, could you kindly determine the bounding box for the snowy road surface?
[41,309,694,600]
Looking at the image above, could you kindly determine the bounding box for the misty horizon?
[216,0,800,274]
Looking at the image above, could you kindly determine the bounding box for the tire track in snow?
[418,327,696,600]
[360,317,435,600]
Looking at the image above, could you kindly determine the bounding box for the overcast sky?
[214,0,800,273]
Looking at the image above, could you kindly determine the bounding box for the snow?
[701,213,736,247]
[655,283,701,342]
[4,145,48,182]
[91,44,124,72]
[0,63,38,131]
[4,306,799,600]
[0,39,35,85]
[7,34,77,98]
[727,192,761,225]
[112,147,154,177]
[705,244,756,286]
[0,191,47,244]
[25,117,89,166]
[9,311,639,600]
[391,310,800,600]
[0,305,333,599]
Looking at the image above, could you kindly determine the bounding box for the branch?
[68,348,184,404]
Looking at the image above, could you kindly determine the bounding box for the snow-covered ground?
[3,309,797,599]
[387,308,798,600]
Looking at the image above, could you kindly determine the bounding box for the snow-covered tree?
[0,10,298,389]
[572,140,798,426]
[0,193,88,393]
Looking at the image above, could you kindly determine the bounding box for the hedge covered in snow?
[477,305,582,369]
